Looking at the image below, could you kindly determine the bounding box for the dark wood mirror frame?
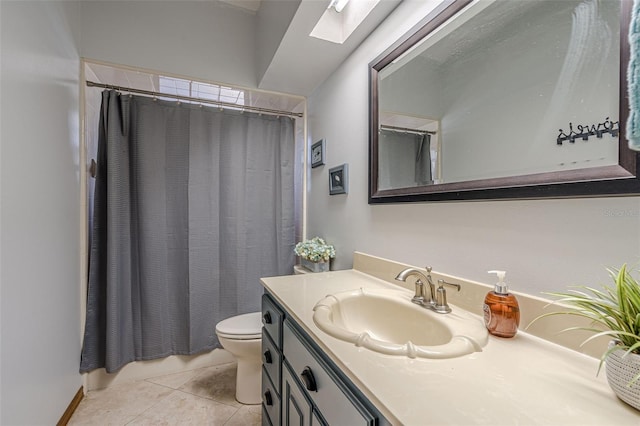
[369,0,639,203]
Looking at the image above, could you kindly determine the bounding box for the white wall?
[256,0,302,85]
[79,1,257,88]
[0,1,82,424]
[306,0,640,297]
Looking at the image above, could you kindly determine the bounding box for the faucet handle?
[434,279,461,314]
[411,279,427,305]
[425,266,432,274]
[437,279,461,291]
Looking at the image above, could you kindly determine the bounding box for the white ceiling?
[239,0,402,95]
[84,0,402,97]
[258,0,402,95]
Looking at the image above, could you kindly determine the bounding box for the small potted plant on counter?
[294,237,335,273]
[531,264,640,411]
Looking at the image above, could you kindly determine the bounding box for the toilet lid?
[215,312,262,338]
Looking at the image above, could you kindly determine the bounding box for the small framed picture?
[329,164,348,195]
[311,139,325,168]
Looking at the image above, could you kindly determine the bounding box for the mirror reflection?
[370,0,636,202]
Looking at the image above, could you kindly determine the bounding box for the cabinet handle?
[263,349,272,364]
[263,311,272,324]
[264,390,273,406]
[300,366,317,392]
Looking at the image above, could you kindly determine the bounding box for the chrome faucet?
[395,266,436,306]
[395,267,461,313]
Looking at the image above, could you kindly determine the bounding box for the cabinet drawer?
[262,294,283,347]
[283,320,376,426]
[282,361,313,425]
[262,328,281,394]
[262,367,280,426]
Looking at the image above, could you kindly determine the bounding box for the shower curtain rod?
[86,81,304,118]
[380,124,436,135]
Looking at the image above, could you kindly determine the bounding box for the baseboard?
[57,386,84,426]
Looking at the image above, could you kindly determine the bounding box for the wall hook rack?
[557,117,619,145]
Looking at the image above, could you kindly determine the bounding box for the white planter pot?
[300,257,329,273]
[605,341,640,411]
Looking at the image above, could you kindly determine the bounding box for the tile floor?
[69,362,262,425]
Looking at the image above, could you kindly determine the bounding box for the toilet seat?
[215,312,262,340]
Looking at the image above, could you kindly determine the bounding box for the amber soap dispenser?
[483,270,520,338]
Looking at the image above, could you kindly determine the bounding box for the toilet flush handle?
[263,311,272,324]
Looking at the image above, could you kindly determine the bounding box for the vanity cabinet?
[261,294,283,426]
[261,292,387,426]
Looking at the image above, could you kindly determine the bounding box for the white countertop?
[261,269,639,425]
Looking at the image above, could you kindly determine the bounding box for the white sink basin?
[312,287,488,359]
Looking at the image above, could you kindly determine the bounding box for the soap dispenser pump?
[483,270,520,338]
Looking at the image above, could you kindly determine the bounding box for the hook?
[557,117,619,146]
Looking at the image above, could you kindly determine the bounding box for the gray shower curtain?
[80,91,295,373]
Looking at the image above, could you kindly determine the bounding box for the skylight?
[310,0,380,45]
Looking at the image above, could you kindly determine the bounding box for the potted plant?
[531,264,640,411]
[294,237,335,273]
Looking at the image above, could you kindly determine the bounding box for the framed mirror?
[369,0,639,203]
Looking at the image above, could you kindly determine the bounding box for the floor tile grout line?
[140,371,245,412]
[142,379,184,392]
[123,388,243,426]
[123,387,182,426]
[222,404,263,426]
[137,375,245,421]
[173,387,243,410]
[70,362,253,425]
[175,385,244,408]
[140,361,238,388]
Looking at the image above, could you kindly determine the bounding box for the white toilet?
[215,312,263,404]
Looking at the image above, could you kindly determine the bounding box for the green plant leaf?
[528,263,640,360]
